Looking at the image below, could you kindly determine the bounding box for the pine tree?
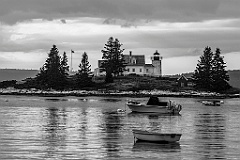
[75,52,92,88]
[112,38,126,76]
[192,46,213,91]
[192,46,231,92]
[36,45,68,90]
[59,51,69,87]
[101,37,125,83]
[211,48,230,92]
[61,51,69,76]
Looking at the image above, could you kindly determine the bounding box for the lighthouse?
[151,50,162,77]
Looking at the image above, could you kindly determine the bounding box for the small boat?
[132,141,181,151]
[202,100,223,106]
[133,129,182,143]
[104,109,126,115]
[126,96,182,114]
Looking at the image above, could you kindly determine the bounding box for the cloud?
[1,17,239,57]
[1,0,240,25]
[0,0,239,73]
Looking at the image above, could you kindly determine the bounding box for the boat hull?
[202,100,222,106]
[133,130,181,142]
[127,103,181,114]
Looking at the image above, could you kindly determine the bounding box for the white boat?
[126,96,182,114]
[133,129,182,143]
[202,100,223,106]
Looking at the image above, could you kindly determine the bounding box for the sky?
[0,0,240,75]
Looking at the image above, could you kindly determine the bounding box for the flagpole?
[71,50,73,72]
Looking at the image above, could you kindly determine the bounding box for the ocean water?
[0,95,240,160]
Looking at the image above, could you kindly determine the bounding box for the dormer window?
[132,58,137,64]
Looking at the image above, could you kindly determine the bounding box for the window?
[132,58,137,64]
[181,83,184,87]
[132,68,135,72]
[140,68,142,72]
[146,69,148,73]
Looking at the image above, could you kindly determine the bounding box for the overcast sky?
[0,0,240,75]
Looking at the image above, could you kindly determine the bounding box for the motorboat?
[202,100,223,106]
[126,96,182,114]
[132,129,182,143]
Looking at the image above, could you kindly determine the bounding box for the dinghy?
[133,129,182,143]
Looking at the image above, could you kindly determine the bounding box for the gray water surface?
[0,96,239,160]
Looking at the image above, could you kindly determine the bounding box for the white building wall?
[94,51,162,77]
[152,60,161,76]
[124,66,145,76]
[144,67,154,76]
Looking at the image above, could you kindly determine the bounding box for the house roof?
[123,55,145,65]
[126,64,145,67]
[177,75,188,81]
[144,64,154,67]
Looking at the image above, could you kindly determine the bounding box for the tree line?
[1,37,231,93]
[18,37,126,90]
[30,45,94,90]
[192,46,230,92]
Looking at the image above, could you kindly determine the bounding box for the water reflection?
[132,141,181,159]
[1,96,240,159]
[100,98,122,102]
[77,107,105,159]
[133,141,181,151]
[128,112,181,118]
[78,98,99,102]
[194,112,226,159]
[45,98,68,102]
[101,113,124,159]
[43,107,67,159]
[127,112,182,133]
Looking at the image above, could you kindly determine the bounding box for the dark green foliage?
[211,48,230,92]
[101,37,125,83]
[192,46,230,92]
[61,52,69,77]
[75,52,93,88]
[192,46,213,91]
[15,78,37,89]
[0,80,17,88]
[35,45,69,90]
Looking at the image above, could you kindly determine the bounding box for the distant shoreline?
[0,88,239,99]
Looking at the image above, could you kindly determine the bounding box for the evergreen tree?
[211,48,230,92]
[36,45,68,90]
[192,46,231,92]
[75,52,92,88]
[61,51,69,76]
[101,37,125,83]
[112,38,126,76]
[59,51,69,87]
[192,46,213,91]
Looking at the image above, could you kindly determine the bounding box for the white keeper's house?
[94,50,163,77]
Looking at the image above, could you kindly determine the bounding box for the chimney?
[129,51,132,64]
[129,51,132,56]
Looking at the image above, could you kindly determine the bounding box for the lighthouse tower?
[151,50,162,77]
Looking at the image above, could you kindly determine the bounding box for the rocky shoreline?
[0,88,239,99]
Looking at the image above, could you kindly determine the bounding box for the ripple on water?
[0,96,240,159]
